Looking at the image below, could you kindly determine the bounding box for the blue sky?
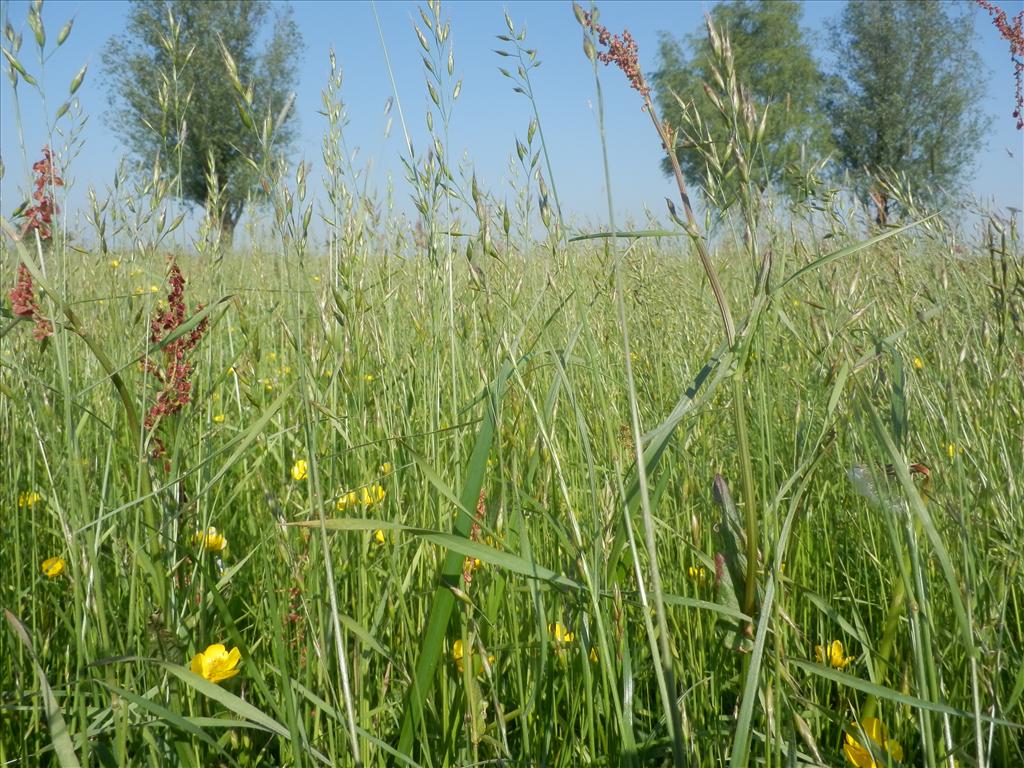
[2,0,1022,242]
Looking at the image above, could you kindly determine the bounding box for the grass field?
[3,4,1024,767]
[3,220,1022,766]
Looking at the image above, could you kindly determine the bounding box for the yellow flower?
[213,414,225,424]
[589,647,598,663]
[451,639,494,675]
[108,259,120,269]
[337,483,385,510]
[18,491,42,508]
[41,556,65,578]
[452,638,466,672]
[946,442,958,460]
[912,356,924,370]
[844,718,903,768]
[548,623,575,644]
[688,566,709,587]
[189,643,242,683]
[363,373,375,382]
[360,483,386,505]
[380,462,393,475]
[193,527,227,553]
[291,459,308,481]
[149,284,159,293]
[133,286,144,296]
[815,639,855,669]
[336,490,358,511]
[373,529,386,545]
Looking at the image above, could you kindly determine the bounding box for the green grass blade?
[4,610,82,768]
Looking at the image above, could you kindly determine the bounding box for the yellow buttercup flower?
[291,459,308,481]
[451,638,494,675]
[363,373,375,382]
[18,491,42,508]
[815,639,855,669]
[360,483,386,505]
[452,639,465,671]
[189,643,242,683]
[380,462,393,475]
[373,529,386,545]
[149,284,159,293]
[548,623,575,644]
[193,527,227,553]
[912,356,924,370]
[108,259,121,269]
[337,484,385,510]
[844,718,903,768]
[688,566,709,588]
[41,556,65,578]
[212,414,225,424]
[946,442,958,460]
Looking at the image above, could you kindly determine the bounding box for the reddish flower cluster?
[583,13,650,98]
[21,147,64,240]
[462,489,487,586]
[977,0,1024,129]
[8,263,53,340]
[142,261,208,437]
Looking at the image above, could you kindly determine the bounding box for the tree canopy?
[103,0,302,247]
[825,0,988,224]
[651,0,831,206]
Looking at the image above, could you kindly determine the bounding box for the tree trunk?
[215,203,242,252]
[217,209,236,252]
[869,188,889,227]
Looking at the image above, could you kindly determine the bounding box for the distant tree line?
[652,0,989,225]
[99,0,997,245]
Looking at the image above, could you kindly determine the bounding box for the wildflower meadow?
[2,1,1023,766]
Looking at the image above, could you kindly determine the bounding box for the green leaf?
[4,610,82,768]
[288,519,580,590]
[792,660,1022,728]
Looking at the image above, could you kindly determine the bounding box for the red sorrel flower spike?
[582,12,650,98]
[976,0,1024,128]
[143,260,209,448]
[8,263,53,340]
[20,147,64,240]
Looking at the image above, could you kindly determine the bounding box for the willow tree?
[825,0,987,224]
[651,0,831,207]
[103,0,301,247]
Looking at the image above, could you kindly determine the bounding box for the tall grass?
[2,3,1023,767]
